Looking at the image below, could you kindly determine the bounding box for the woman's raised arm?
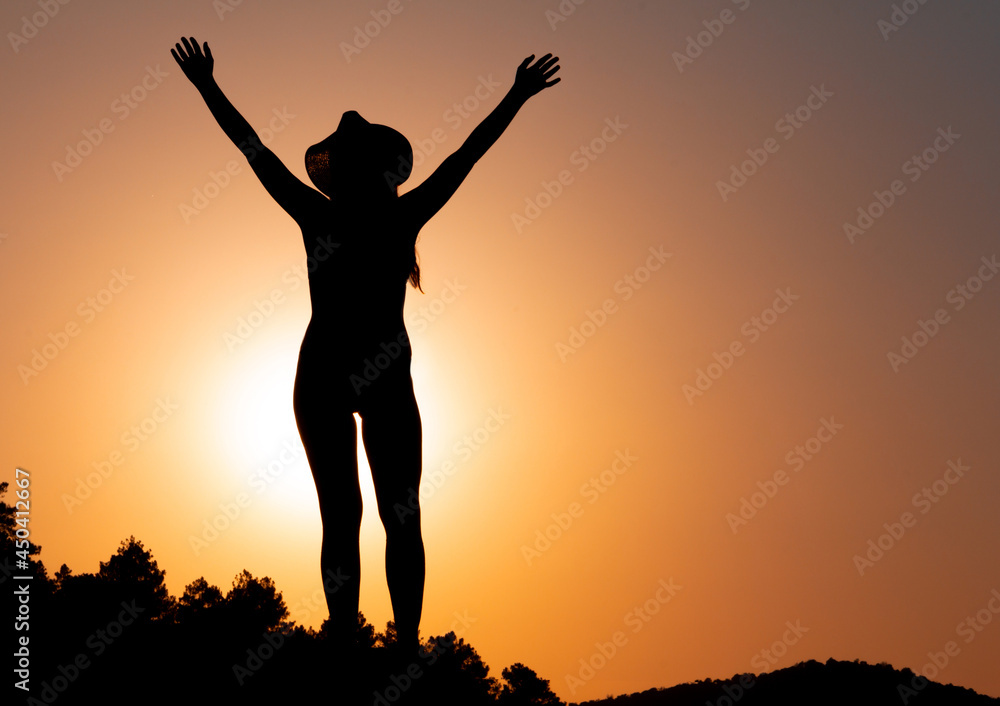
[400,53,561,227]
[171,37,323,223]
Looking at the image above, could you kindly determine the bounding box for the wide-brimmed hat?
[305,111,413,195]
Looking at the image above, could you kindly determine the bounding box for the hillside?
[571,658,1000,706]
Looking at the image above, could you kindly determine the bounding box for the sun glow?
[210,338,315,518]
[216,344,300,463]
[213,335,416,530]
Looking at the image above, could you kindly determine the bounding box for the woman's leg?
[294,374,363,652]
[359,379,424,651]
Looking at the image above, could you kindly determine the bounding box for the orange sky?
[2,0,999,702]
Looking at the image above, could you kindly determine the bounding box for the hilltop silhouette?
[569,659,1000,706]
[3,484,997,705]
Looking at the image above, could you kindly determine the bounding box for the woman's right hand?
[513,53,561,100]
[171,36,214,89]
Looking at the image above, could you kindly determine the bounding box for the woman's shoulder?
[296,198,420,245]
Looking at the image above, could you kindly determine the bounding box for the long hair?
[409,246,422,292]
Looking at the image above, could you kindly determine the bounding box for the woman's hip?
[294,346,413,417]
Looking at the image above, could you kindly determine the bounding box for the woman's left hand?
[513,53,561,99]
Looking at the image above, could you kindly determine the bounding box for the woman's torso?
[297,198,417,373]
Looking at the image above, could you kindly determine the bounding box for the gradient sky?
[2,0,999,701]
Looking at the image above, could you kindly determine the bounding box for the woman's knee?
[312,483,361,535]
[317,491,363,531]
[383,513,422,544]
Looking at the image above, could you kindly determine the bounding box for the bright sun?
[215,340,320,515]
[211,332,456,534]
[214,338,382,519]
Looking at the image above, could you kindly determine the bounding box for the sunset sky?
[2,0,999,701]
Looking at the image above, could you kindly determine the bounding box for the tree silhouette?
[499,663,565,706]
[0,482,25,544]
[179,575,225,613]
[418,631,500,704]
[378,618,399,647]
[176,574,225,630]
[97,535,173,619]
[1,481,54,651]
[0,481,50,588]
[53,562,73,590]
[225,568,288,634]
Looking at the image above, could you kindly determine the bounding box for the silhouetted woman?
[172,36,560,657]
